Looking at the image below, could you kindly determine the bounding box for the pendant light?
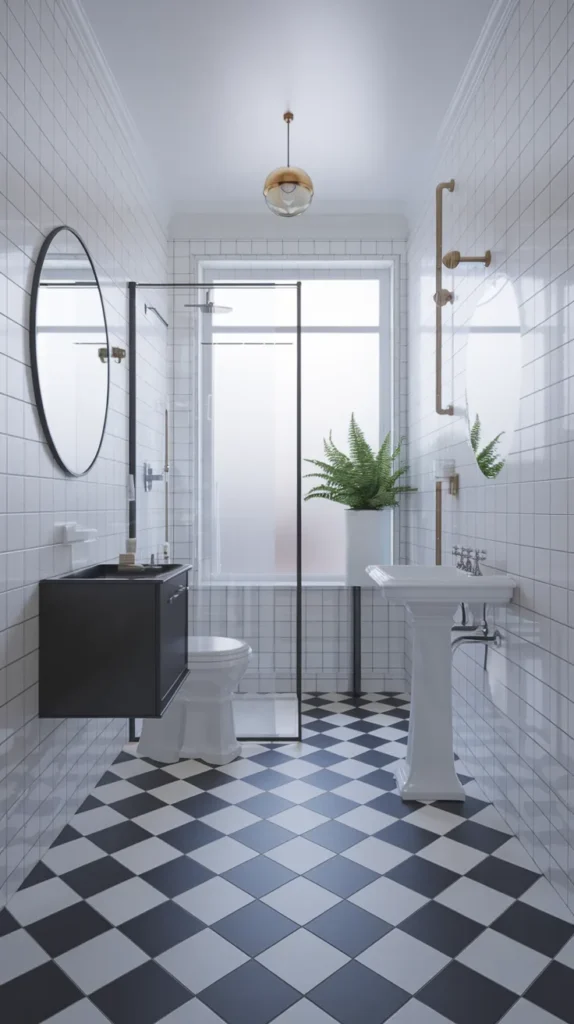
[263,112,314,217]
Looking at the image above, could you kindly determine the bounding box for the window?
[199,265,392,584]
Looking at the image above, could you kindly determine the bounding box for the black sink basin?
[49,563,188,581]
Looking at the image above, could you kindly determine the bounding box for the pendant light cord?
[286,117,290,167]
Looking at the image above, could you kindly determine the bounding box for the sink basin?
[49,563,188,581]
[366,565,515,604]
[368,564,516,803]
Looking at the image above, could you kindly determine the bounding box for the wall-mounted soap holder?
[144,462,163,492]
[57,522,97,569]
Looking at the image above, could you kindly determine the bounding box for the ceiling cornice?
[59,0,169,230]
[434,0,519,156]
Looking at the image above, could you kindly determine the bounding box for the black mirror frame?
[29,225,111,477]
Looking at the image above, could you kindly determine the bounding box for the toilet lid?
[188,636,250,661]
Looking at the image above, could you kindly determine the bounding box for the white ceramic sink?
[367,563,516,803]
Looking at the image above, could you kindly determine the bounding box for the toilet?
[137,636,251,766]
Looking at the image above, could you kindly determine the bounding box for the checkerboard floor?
[3,693,574,1024]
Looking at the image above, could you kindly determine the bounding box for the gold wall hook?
[433,288,454,307]
[443,249,491,269]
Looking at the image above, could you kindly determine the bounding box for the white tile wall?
[408,0,574,909]
[0,0,168,904]
[168,236,409,692]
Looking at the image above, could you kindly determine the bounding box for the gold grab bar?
[434,179,455,416]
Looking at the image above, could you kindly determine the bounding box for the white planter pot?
[345,509,392,586]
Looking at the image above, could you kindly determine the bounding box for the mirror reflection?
[30,227,110,476]
[466,275,521,479]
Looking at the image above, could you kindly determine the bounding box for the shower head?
[184,289,232,314]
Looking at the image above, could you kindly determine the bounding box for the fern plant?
[304,414,415,510]
[470,414,505,479]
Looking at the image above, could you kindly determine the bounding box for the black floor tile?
[385,856,459,898]
[91,961,192,1024]
[366,792,420,818]
[62,856,134,898]
[525,961,574,1023]
[345,720,381,733]
[129,768,178,792]
[304,720,338,733]
[376,820,437,853]
[492,901,574,957]
[305,734,341,749]
[446,820,509,854]
[109,792,166,819]
[89,820,151,854]
[301,750,346,768]
[305,769,350,791]
[177,768,228,791]
[201,960,300,1024]
[0,908,20,937]
[304,820,365,853]
[250,750,293,767]
[307,900,392,956]
[18,861,56,890]
[233,820,294,853]
[223,855,297,897]
[161,820,223,853]
[246,769,291,791]
[27,902,111,957]
[213,900,297,956]
[399,901,483,957]
[308,959,408,1024]
[142,855,215,897]
[304,709,332,719]
[0,961,83,1024]
[76,794,104,812]
[342,708,373,719]
[303,793,358,819]
[418,961,516,1024]
[120,900,205,956]
[113,750,137,763]
[238,793,295,818]
[355,769,396,791]
[467,856,540,898]
[434,796,488,818]
[96,771,121,788]
[354,734,391,749]
[305,856,380,898]
[51,825,81,847]
[174,792,229,818]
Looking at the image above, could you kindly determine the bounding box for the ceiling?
[82,0,494,220]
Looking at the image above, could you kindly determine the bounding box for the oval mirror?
[30,226,110,476]
[466,275,521,479]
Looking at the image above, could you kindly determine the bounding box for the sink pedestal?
[397,601,465,802]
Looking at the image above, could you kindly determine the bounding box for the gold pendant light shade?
[263,112,313,217]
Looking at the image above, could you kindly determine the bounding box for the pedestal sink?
[367,565,516,802]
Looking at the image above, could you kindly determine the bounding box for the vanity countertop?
[46,562,193,583]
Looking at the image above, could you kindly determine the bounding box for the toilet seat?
[188,636,250,662]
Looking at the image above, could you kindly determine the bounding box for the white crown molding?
[435,0,520,156]
[59,0,169,230]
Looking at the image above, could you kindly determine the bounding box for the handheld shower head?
[184,289,232,314]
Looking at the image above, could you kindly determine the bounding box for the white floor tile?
[200,806,260,835]
[112,837,182,874]
[555,933,574,968]
[271,999,339,1023]
[272,780,324,804]
[108,758,158,780]
[0,929,49,984]
[499,1000,566,1023]
[386,1000,452,1023]
[402,806,463,835]
[211,780,262,804]
[7,878,81,926]
[133,806,192,835]
[457,929,550,994]
[492,838,540,873]
[350,876,428,924]
[519,876,574,922]
[468,805,513,834]
[42,838,105,875]
[266,837,334,873]
[158,929,248,993]
[358,930,449,994]
[174,877,253,925]
[332,780,387,805]
[269,807,329,835]
[326,742,372,759]
[417,836,488,874]
[44,1000,112,1023]
[188,837,258,873]
[436,877,514,926]
[262,877,340,925]
[258,929,348,993]
[337,806,396,835]
[90,780,142,805]
[323,727,364,742]
[341,836,411,874]
[157,1003,225,1024]
[87,877,166,925]
[273,760,323,780]
[71,806,126,836]
[56,930,147,994]
[329,759,378,780]
[149,780,202,804]
[163,760,211,781]
[217,759,265,780]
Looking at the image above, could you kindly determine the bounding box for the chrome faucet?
[471,549,487,576]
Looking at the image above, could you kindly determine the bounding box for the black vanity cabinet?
[39,563,192,718]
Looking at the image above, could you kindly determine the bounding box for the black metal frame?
[29,225,111,477]
[127,280,303,744]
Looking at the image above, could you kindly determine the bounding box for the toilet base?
[180,689,241,765]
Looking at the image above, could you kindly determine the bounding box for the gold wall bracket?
[98,346,126,363]
[434,179,455,416]
[443,249,491,269]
